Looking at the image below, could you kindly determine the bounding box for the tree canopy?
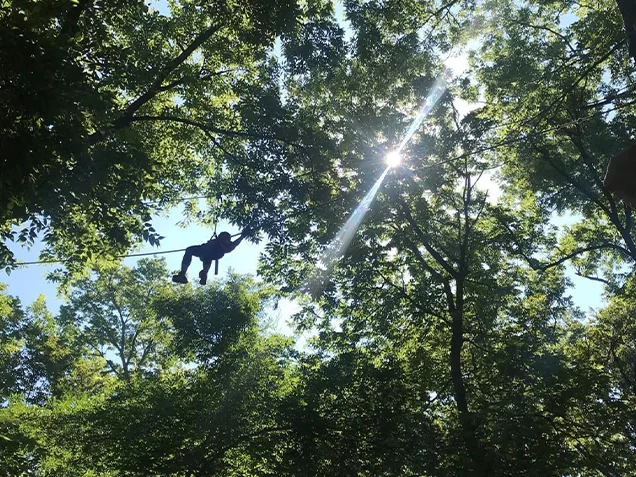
[2,0,636,475]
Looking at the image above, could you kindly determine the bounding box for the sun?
[385,150,402,168]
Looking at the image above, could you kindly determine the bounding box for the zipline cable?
[16,248,188,266]
[15,233,244,266]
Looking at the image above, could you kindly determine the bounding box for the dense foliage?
[2,0,636,475]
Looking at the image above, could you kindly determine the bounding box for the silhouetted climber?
[604,143,636,210]
[172,231,247,285]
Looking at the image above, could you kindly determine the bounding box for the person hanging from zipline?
[172,230,248,285]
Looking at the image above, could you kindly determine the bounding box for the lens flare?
[397,67,452,153]
[386,150,402,167]
[306,169,389,296]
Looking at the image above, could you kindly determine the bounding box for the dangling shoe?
[199,270,208,285]
[172,272,188,284]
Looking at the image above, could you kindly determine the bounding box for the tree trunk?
[450,308,490,476]
[616,0,636,63]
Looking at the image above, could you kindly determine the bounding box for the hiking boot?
[172,272,188,284]
[199,270,208,285]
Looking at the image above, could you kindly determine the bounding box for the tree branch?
[108,289,130,380]
[420,0,462,31]
[116,24,222,124]
[89,344,121,377]
[157,68,236,92]
[508,20,577,53]
[528,40,625,126]
[400,233,445,282]
[137,341,154,369]
[459,169,473,279]
[559,129,636,256]
[89,23,221,142]
[397,199,457,278]
[533,144,610,215]
[583,89,636,109]
[539,243,629,271]
[574,269,610,286]
[126,114,304,148]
